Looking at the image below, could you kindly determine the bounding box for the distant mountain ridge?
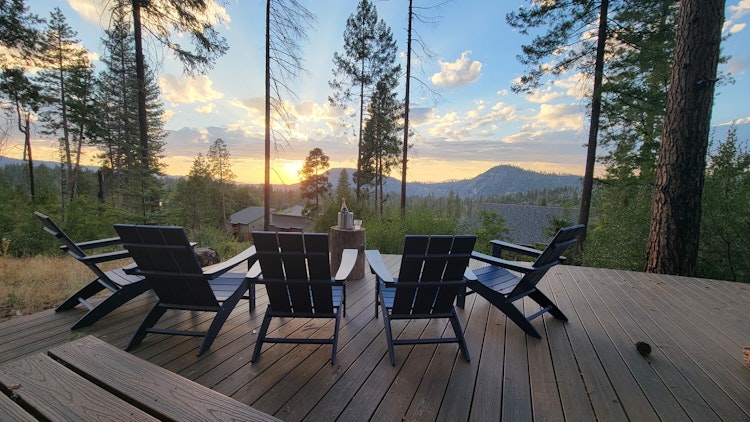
[1,157,581,199]
[323,165,582,199]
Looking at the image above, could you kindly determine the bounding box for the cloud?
[162,109,175,123]
[526,86,564,103]
[726,53,750,74]
[230,97,265,116]
[430,51,482,88]
[554,73,591,99]
[409,107,437,125]
[160,75,223,105]
[717,116,750,125]
[523,103,584,131]
[729,0,750,19]
[69,0,230,28]
[68,0,104,24]
[729,22,746,34]
[196,103,216,114]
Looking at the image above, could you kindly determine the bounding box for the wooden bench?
[0,336,279,421]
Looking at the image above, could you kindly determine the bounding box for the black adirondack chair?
[34,212,150,330]
[248,231,356,365]
[461,224,585,338]
[365,235,477,365]
[114,224,257,356]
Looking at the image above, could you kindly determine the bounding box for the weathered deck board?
[2,259,749,421]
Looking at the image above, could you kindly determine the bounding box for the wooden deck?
[2,256,749,421]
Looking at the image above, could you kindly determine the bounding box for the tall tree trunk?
[645,0,724,275]
[577,0,608,253]
[400,0,413,215]
[23,113,35,200]
[131,0,150,169]
[263,0,272,230]
[70,125,84,200]
[357,75,364,200]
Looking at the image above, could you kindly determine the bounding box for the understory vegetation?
[1,126,748,322]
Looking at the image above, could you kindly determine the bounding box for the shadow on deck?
[1,256,749,421]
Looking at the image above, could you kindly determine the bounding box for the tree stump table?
[329,225,366,280]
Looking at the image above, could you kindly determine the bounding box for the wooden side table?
[329,225,366,280]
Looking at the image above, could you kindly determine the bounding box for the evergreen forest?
[1,0,747,285]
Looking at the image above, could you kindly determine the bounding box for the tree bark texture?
[577,0,608,252]
[131,1,150,169]
[645,0,725,275]
[264,0,271,231]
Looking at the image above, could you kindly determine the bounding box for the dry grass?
[0,255,128,322]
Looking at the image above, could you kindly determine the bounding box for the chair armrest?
[78,249,131,264]
[71,236,123,250]
[245,260,261,279]
[490,239,542,259]
[334,249,358,281]
[471,251,535,274]
[364,250,393,283]
[203,246,257,278]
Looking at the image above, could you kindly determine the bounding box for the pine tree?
[646,0,725,275]
[0,68,40,198]
[361,76,402,215]
[92,5,165,221]
[110,0,228,170]
[35,7,93,204]
[330,0,400,199]
[208,138,235,229]
[299,148,332,219]
[0,0,41,68]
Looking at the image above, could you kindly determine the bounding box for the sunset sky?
[6,0,750,185]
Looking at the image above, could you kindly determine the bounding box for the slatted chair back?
[35,211,103,271]
[35,212,87,258]
[507,224,584,300]
[393,235,476,316]
[252,231,335,315]
[114,224,219,309]
[34,212,152,330]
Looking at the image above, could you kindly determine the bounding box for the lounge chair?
[248,231,356,365]
[34,211,150,330]
[114,224,257,356]
[462,224,585,338]
[365,235,476,365]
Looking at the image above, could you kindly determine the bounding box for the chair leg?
[449,309,471,362]
[126,304,168,351]
[528,289,567,321]
[379,293,396,365]
[248,283,256,312]
[496,300,542,338]
[251,311,273,363]
[456,289,466,309]
[375,280,380,319]
[70,282,152,330]
[198,289,247,356]
[56,280,107,312]
[331,309,342,365]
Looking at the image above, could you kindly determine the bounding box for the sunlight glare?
[271,159,304,185]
